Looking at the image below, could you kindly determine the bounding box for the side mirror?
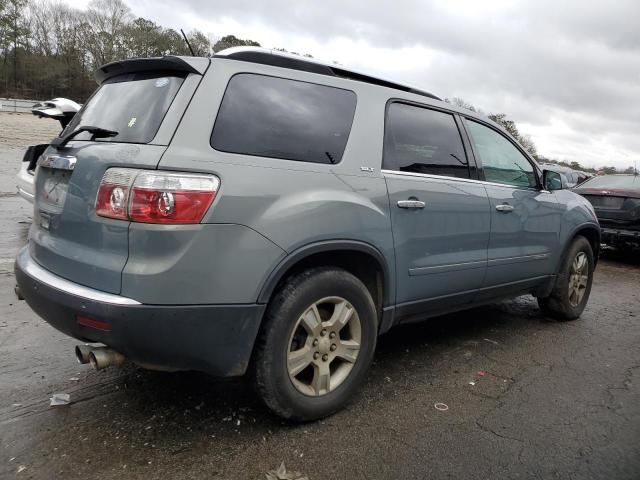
[543,170,564,191]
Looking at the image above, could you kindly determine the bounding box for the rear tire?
[537,236,594,320]
[253,267,377,421]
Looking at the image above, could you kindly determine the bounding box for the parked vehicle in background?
[573,174,640,250]
[568,170,593,186]
[15,48,600,420]
[15,98,81,203]
[539,163,593,188]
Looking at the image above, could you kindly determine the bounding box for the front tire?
[538,236,594,320]
[253,267,377,421]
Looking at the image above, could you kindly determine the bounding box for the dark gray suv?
[15,47,600,420]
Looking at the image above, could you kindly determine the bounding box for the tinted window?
[466,120,537,188]
[383,103,469,178]
[64,72,184,144]
[211,74,356,164]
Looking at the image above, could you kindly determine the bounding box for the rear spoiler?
[95,56,210,84]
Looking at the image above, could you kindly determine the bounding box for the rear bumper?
[601,227,640,245]
[14,247,265,376]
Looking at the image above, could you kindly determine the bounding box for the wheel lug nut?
[312,339,318,346]
[322,354,328,362]
[330,344,337,351]
[313,352,320,360]
[320,329,327,337]
[329,332,336,339]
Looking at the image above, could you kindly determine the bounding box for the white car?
[16,160,35,203]
[15,98,81,203]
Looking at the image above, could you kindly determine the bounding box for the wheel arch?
[559,222,601,273]
[533,222,599,300]
[257,240,393,315]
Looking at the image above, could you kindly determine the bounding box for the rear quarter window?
[211,74,357,165]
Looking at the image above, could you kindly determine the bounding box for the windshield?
[63,72,184,144]
[580,175,639,190]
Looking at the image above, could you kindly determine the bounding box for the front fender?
[554,189,601,270]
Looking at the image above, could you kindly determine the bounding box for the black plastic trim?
[379,306,395,335]
[330,66,440,100]
[214,50,333,76]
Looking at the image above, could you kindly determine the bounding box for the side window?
[383,102,470,179]
[211,74,356,164]
[465,120,537,188]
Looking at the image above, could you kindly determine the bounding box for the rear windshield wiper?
[51,125,119,149]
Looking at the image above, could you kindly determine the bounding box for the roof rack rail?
[214,47,441,101]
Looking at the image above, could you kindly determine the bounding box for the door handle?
[495,203,514,213]
[397,199,426,209]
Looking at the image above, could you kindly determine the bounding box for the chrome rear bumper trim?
[16,247,141,305]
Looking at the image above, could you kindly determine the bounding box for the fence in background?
[0,98,39,113]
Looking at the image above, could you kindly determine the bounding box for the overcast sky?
[67,0,640,169]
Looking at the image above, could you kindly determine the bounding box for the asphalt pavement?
[1,113,639,479]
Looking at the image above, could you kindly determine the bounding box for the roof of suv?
[214,47,441,101]
[95,49,541,161]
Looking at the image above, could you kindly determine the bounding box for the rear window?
[211,74,357,164]
[581,175,639,190]
[63,72,184,144]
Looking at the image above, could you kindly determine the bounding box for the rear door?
[30,63,205,294]
[383,102,490,319]
[462,118,562,291]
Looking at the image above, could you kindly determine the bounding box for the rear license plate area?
[37,168,71,214]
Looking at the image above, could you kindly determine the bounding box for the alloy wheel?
[568,251,589,307]
[286,296,362,396]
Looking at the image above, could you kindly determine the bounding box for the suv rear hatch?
[30,57,208,294]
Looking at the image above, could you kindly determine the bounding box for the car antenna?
[181,29,196,56]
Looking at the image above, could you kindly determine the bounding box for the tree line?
[1,0,634,174]
[0,0,260,101]
[445,97,636,175]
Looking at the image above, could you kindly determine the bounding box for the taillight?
[129,171,218,224]
[96,168,220,224]
[95,168,137,220]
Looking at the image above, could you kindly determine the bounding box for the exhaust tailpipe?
[88,347,126,370]
[75,344,93,364]
[75,345,126,369]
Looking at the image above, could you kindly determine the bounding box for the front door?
[383,102,491,320]
[463,119,562,292]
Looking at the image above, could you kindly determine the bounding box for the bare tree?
[84,0,132,66]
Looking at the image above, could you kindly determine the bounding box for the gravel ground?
[0,113,61,149]
[0,114,639,480]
